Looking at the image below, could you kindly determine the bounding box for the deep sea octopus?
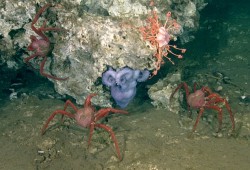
[102,67,150,108]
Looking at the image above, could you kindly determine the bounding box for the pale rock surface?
[0,0,207,107]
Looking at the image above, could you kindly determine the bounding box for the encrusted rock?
[148,71,182,112]
[0,0,207,106]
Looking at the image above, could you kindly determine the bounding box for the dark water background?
[0,0,249,169]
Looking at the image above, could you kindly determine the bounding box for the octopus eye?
[108,76,115,84]
[120,76,126,84]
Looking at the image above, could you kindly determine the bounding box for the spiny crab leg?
[95,108,128,122]
[31,4,53,39]
[41,110,74,135]
[95,124,122,160]
[39,57,68,81]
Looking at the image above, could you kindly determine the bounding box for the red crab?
[170,82,235,133]
[25,3,68,80]
[41,94,128,160]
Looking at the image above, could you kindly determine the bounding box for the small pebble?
[38,150,45,154]
[215,86,223,92]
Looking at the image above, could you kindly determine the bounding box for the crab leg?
[84,93,97,108]
[87,122,95,147]
[193,105,223,132]
[24,53,41,70]
[41,110,74,135]
[95,123,122,160]
[170,82,190,102]
[39,57,68,80]
[95,108,128,122]
[206,95,235,130]
[63,100,78,112]
[31,4,52,40]
[223,99,235,130]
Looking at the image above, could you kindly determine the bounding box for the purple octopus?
[102,67,150,108]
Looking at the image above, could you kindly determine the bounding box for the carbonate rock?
[148,71,182,112]
[0,0,207,106]
[51,10,154,106]
[0,1,36,68]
